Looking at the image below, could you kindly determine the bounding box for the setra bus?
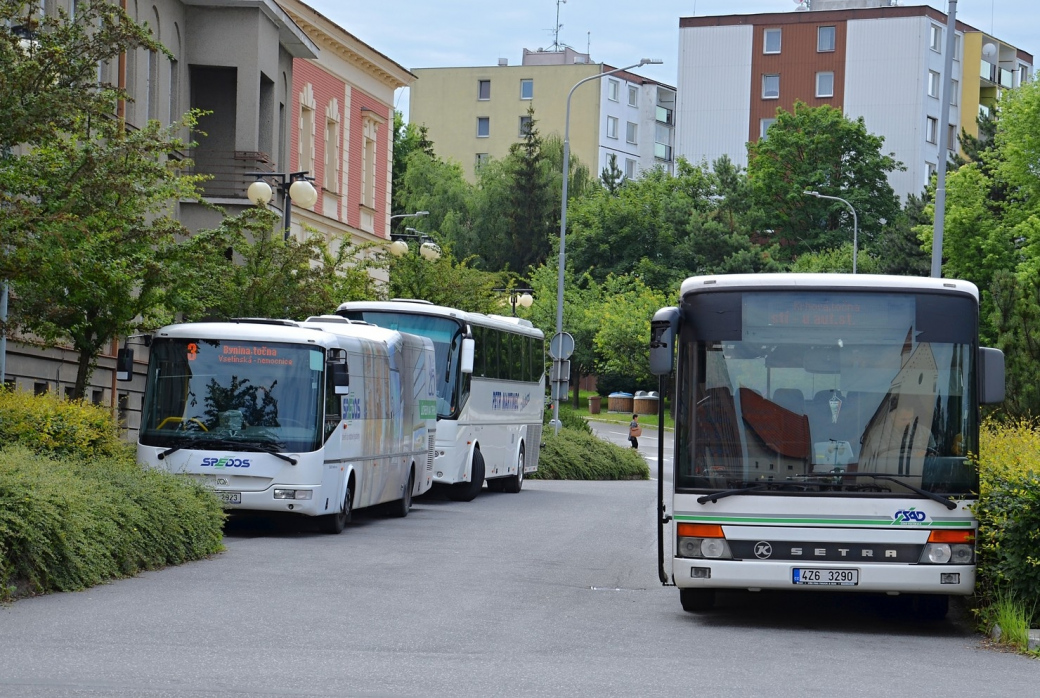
[648,274,1005,618]
[130,317,438,533]
[334,300,545,501]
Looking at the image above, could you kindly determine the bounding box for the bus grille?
[527,423,542,471]
[426,433,435,472]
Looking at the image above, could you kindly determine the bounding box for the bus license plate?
[792,568,858,586]
[218,492,241,505]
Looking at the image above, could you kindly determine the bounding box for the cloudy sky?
[301,0,1038,119]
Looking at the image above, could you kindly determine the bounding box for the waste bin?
[588,395,602,414]
[607,392,633,413]
[633,393,659,415]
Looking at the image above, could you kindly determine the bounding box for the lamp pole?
[246,171,318,239]
[930,0,958,278]
[494,288,534,316]
[554,57,661,430]
[803,190,858,274]
[390,210,429,222]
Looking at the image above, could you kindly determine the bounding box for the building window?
[475,153,489,169]
[926,116,938,144]
[928,70,940,98]
[930,25,942,52]
[34,382,48,396]
[816,71,834,98]
[362,117,378,209]
[762,74,780,99]
[64,386,76,399]
[519,115,532,136]
[626,121,637,144]
[954,34,961,60]
[926,161,937,183]
[950,79,959,105]
[818,26,836,52]
[299,84,315,174]
[764,28,781,54]
[625,158,637,179]
[606,115,618,139]
[478,79,491,100]
[760,118,776,139]
[948,124,958,150]
[477,116,490,137]
[92,389,104,406]
[628,85,638,107]
[324,116,339,192]
[146,49,159,121]
[520,78,533,100]
[607,79,619,101]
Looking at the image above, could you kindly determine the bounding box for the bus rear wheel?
[447,449,485,502]
[321,484,352,534]
[388,467,414,518]
[679,588,716,613]
[503,444,525,493]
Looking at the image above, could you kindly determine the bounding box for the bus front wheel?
[321,484,352,534]
[679,588,716,613]
[447,450,485,502]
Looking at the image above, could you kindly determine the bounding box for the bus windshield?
[139,338,325,453]
[338,311,464,418]
[675,290,979,496]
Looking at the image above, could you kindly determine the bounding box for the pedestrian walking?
[628,414,641,449]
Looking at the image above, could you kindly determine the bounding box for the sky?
[302,1,1039,120]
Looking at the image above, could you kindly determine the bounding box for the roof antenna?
[551,0,566,51]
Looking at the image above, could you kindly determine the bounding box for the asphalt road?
[1,459,1037,696]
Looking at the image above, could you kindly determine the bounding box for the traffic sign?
[549,332,574,360]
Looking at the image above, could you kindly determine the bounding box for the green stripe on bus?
[673,514,972,527]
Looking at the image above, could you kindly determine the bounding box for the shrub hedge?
[532,427,650,481]
[0,390,226,602]
[975,420,1040,625]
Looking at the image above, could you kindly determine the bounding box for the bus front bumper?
[218,486,331,517]
[673,558,976,595]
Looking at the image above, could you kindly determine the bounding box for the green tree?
[196,208,384,321]
[788,243,880,274]
[388,246,506,313]
[872,194,931,276]
[592,275,668,393]
[391,111,434,215]
[746,102,903,263]
[600,153,623,195]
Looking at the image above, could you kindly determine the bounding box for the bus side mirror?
[328,348,349,395]
[979,347,1004,404]
[460,337,475,374]
[649,307,680,376]
[116,348,134,381]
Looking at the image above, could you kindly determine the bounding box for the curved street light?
[246,171,318,240]
[553,57,663,432]
[803,190,858,274]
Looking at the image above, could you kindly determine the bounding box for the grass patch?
[987,591,1033,651]
[532,427,650,481]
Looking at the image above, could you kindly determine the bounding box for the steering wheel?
[156,416,209,432]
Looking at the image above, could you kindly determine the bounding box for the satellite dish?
[982,42,997,58]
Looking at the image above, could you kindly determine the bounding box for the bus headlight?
[274,489,313,500]
[676,537,732,559]
[922,543,952,564]
[678,538,701,557]
[701,538,729,558]
[950,544,974,564]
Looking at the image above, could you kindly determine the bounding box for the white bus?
[335,300,545,501]
[130,317,438,533]
[649,274,1005,618]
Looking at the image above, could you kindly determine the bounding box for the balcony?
[656,105,674,125]
[654,142,673,161]
[188,150,275,199]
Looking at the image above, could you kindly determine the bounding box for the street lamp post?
[494,288,534,316]
[246,172,318,240]
[390,210,429,223]
[803,190,858,274]
[388,228,441,261]
[554,57,662,431]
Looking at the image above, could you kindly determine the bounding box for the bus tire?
[447,449,485,502]
[389,467,414,518]
[503,443,525,493]
[321,483,352,534]
[679,588,715,612]
[912,593,949,620]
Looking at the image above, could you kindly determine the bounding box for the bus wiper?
[697,483,770,504]
[834,472,956,510]
[159,435,298,465]
[157,433,205,460]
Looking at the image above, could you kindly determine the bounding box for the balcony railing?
[654,142,673,161]
[188,150,275,199]
[656,105,674,125]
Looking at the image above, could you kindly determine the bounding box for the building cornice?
[278,1,416,90]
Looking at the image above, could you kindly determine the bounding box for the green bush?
[0,446,226,601]
[974,420,1040,626]
[545,404,593,434]
[0,388,125,459]
[532,427,649,480]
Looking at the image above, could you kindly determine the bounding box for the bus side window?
[473,326,485,377]
[324,368,342,441]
